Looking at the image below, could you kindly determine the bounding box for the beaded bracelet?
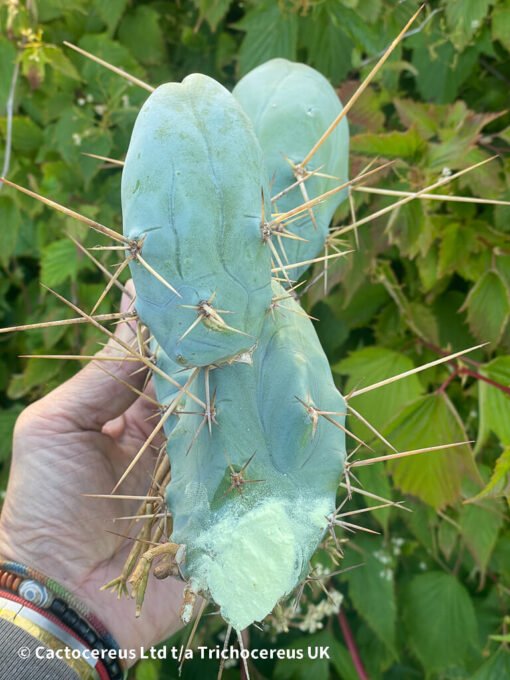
[0,559,124,680]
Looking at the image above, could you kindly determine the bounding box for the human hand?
[0,281,185,657]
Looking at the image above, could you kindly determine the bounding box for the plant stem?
[0,59,19,189]
[338,610,370,680]
[436,368,459,394]
[419,340,510,396]
[460,368,510,396]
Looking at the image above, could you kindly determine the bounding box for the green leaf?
[134,658,162,680]
[404,503,437,553]
[0,196,20,267]
[387,199,428,259]
[471,647,510,679]
[93,0,128,34]
[118,6,166,66]
[477,357,510,448]
[437,223,477,278]
[492,5,510,51]
[445,0,492,50]
[302,7,353,84]
[334,347,423,443]
[406,302,440,345]
[78,35,145,101]
[459,500,504,573]
[329,638,359,680]
[37,0,89,22]
[394,99,439,139]
[193,0,231,32]
[0,116,44,155]
[468,448,510,503]
[42,45,81,81]
[342,535,397,654]
[7,358,62,400]
[353,0,382,24]
[411,31,480,103]
[356,463,393,532]
[50,107,95,166]
[236,3,298,76]
[437,519,458,561]
[464,270,510,345]
[402,571,478,674]
[0,406,23,462]
[0,37,17,112]
[273,631,331,680]
[40,239,79,287]
[385,393,478,509]
[350,128,427,160]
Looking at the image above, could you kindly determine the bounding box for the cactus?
[122,74,272,367]
[233,58,350,281]
[121,70,348,629]
[152,282,346,630]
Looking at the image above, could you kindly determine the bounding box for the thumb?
[40,280,149,432]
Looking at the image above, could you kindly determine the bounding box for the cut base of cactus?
[184,494,331,631]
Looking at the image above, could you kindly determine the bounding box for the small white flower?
[298,605,324,634]
[379,568,394,581]
[77,97,86,106]
[86,93,94,103]
[374,549,392,565]
[441,167,452,177]
[72,133,82,146]
[321,590,344,616]
[471,19,481,29]
[94,104,106,116]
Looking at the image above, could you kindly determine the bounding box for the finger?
[103,379,162,443]
[35,280,149,431]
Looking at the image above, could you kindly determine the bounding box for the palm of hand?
[0,288,185,653]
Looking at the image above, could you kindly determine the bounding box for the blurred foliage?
[1,0,510,678]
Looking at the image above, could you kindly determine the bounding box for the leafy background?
[1,0,510,678]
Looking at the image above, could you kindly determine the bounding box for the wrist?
[0,557,125,679]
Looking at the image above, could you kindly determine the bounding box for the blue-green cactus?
[233,58,350,280]
[120,64,349,631]
[152,283,346,630]
[122,74,272,368]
